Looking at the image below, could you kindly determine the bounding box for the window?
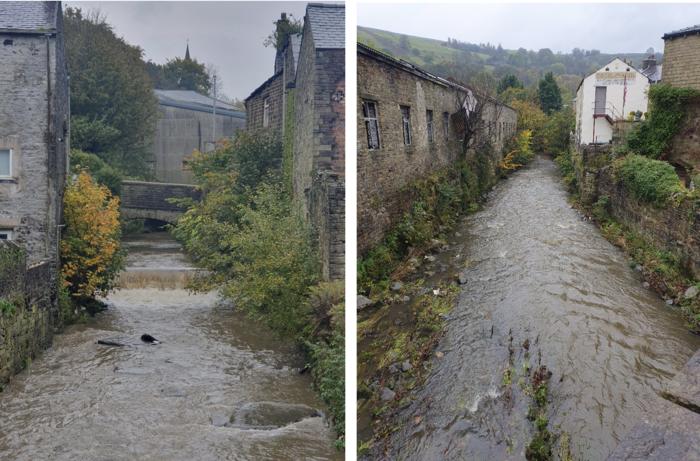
[0,149,10,178]
[362,100,380,149]
[0,230,12,240]
[443,112,449,140]
[263,97,270,127]
[400,105,411,145]
[426,110,434,143]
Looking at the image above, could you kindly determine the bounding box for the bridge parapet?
[120,180,201,223]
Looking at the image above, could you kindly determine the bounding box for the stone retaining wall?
[574,144,700,279]
[0,241,56,384]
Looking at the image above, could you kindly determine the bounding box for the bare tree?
[450,80,505,158]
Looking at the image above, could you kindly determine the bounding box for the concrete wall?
[663,34,700,90]
[0,242,55,384]
[357,49,516,254]
[152,105,244,184]
[245,73,284,135]
[575,58,650,145]
[0,29,68,267]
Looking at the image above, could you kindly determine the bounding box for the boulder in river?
[357,295,373,311]
[229,402,321,430]
[380,387,396,401]
[683,285,699,300]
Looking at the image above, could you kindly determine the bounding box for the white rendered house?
[575,58,657,145]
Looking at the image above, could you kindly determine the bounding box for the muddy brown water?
[382,157,700,460]
[0,233,340,461]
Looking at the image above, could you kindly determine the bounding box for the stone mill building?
[0,1,69,382]
[246,3,345,281]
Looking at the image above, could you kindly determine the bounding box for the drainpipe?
[46,34,52,263]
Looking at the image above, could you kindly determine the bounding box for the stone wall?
[662,34,700,90]
[292,21,346,281]
[357,47,517,254]
[575,145,700,279]
[120,180,201,212]
[0,31,67,266]
[598,168,700,279]
[245,72,284,135]
[667,98,700,175]
[0,242,55,384]
[309,173,345,280]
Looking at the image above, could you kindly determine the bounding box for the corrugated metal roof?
[155,90,245,119]
[306,3,344,49]
[663,24,700,40]
[0,1,58,33]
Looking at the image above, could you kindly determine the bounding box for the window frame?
[0,229,13,241]
[400,105,412,146]
[426,110,434,143]
[0,148,11,179]
[443,112,449,140]
[362,100,381,150]
[262,97,271,128]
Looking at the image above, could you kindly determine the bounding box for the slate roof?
[0,1,59,33]
[663,24,700,40]
[155,90,245,119]
[306,3,344,49]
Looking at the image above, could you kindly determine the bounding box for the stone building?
[0,1,69,266]
[245,3,345,281]
[0,1,68,382]
[152,89,245,184]
[662,25,700,90]
[357,43,517,254]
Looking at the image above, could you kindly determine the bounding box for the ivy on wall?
[627,85,700,159]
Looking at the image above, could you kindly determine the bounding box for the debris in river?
[141,334,160,344]
[97,339,125,347]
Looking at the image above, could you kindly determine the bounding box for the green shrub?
[70,149,123,195]
[615,154,686,206]
[554,149,577,190]
[627,85,700,159]
[306,332,345,445]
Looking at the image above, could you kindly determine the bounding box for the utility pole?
[212,73,217,145]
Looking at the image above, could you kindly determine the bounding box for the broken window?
[443,112,449,140]
[362,100,380,149]
[401,105,411,145]
[426,110,434,143]
[263,97,270,127]
[0,149,11,178]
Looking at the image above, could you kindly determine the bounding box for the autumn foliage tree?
[61,172,124,299]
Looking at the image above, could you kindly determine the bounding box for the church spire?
[185,39,191,61]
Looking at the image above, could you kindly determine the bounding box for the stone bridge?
[120,180,201,224]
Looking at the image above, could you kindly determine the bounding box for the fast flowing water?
[0,233,340,461]
[386,157,700,460]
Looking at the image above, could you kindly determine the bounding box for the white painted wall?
[575,58,650,145]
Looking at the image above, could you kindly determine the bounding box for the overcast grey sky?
[69,2,307,100]
[359,3,700,56]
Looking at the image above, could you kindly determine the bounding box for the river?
[0,232,340,461]
[384,156,700,460]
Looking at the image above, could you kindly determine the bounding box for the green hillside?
[358,26,661,95]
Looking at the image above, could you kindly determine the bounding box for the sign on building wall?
[595,71,636,85]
